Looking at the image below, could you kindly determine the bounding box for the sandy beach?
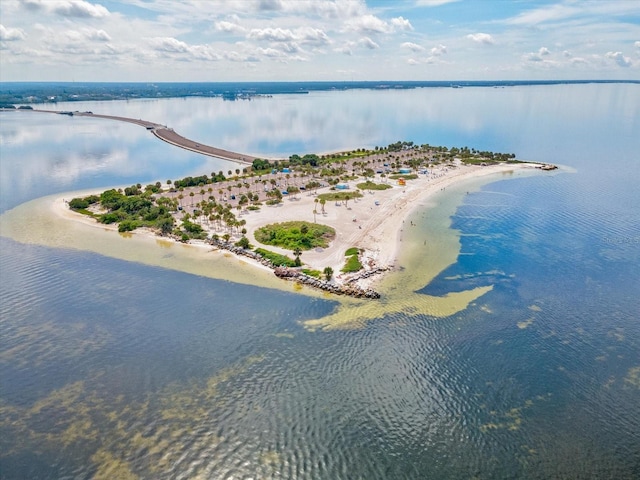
[51,162,540,292]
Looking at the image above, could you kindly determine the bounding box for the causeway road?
[35,109,256,165]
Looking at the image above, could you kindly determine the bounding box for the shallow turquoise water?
[0,84,639,479]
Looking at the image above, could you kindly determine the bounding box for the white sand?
[236,163,539,286]
[49,162,539,291]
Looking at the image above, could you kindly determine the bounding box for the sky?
[1,0,639,82]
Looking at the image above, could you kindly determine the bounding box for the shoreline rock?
[208,237,381,299]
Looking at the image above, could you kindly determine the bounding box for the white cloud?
[401,42,424,52]
[505,4,577,26]
[149,37,189,53]
[85,29,111,42]
[146,37,221,61]
[415,0,460,6]
[345,13,414,35]
[23,0,110,18]
[54,0,109,18]
[247,27,329,46]
[467,33,494,45]
[606,51,631,67]
[215,21,247,35]
[524,52,544,62]
[2,0,638,81]
[359,37,379,50]
[391,17,413,31]
[345,14,393,34]
[0,25,26,41]
[334,44,353,56]
[524,47,551,63]
[430,44,447,56]
[258,47,286,58]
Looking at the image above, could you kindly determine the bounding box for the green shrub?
[345,247,359,256]
[389,174,418,180]
[254,221,335,251]
[302,269,321,278]
[316,192,363,202]
[356,181,392,191]
[341,254,362,273]
[68,195,99,209]
[118,219,140,232]
[235,236,251,249]
[254,248,297,267]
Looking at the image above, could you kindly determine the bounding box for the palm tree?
[323,266,333,281]
[320,198,326,214]
[313,209,317,223]
[293,247,302,267]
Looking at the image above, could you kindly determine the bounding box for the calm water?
[1,84,639,479]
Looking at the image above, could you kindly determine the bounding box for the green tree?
[235,236,251,249]
[158,216,174,235]
[323,266,334,281]
[293,247,302,267]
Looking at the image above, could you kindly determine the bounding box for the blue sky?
[1,0,639,81]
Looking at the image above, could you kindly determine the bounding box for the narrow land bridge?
[35,110,256,165]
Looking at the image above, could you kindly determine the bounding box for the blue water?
[0,83,639,479]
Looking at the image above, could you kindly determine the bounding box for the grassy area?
[356,181,392,191]
[254,248,297,267]
[302,268,321,278]
[254,221,335,251]
[388,174,419,180]
[341,254,362,273]
[345,247,359,256]
[316,191,363,202]
[72,208,96,218]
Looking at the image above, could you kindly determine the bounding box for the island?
[56,110,552,298]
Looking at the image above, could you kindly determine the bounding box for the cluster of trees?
[173,174,219,189]
[387,141,414,152]
[69,189,176,234]
[251,158,271,171]
[288,153,320,166]
[68,195,100,210]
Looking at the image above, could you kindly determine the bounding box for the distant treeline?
[2,80,637,105]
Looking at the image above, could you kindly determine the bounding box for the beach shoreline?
[50,162,543,295]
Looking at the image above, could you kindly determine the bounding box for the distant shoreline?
[1,80,638,106]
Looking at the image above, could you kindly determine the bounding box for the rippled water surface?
[1,84,639,479]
